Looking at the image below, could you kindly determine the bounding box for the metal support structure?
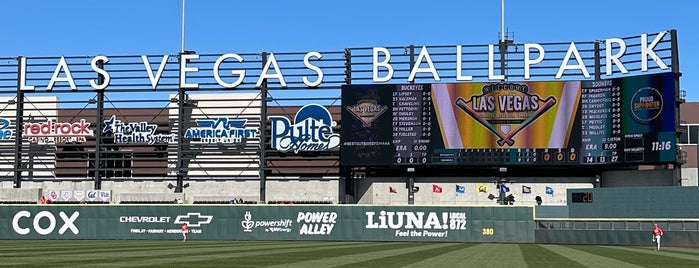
[344,167,362,204]
[406,171,415,205]
[341,48,352,203]
[175,86,186,193]
[338,169,346,204]
[498,41,507,80]
[13,57,25,188]
[670,29,683,185]
[174,52,193,193]
[94,59,105,190]
[594,40,601,80]
[344,48,351,85]
[409,45,415,84]
[259,52,268,204]
[340,48,350,202]
[341,47,352,202]
[498,36,513,81]
[340,167,353,204]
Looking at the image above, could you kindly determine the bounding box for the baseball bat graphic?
[496,96,557,146]
[455,97,510,144]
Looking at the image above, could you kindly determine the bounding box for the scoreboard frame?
[340,72,677,168]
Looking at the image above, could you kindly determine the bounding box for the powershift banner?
[0,205,534,243]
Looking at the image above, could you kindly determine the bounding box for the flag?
[498,184,510,193]
[389,186,397,193]
[522,185,531,194]
[546,186,554,195]
[456,184,465,194]
[432,184,443,193]
[477,185,488,193]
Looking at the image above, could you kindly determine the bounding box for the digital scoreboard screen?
[341,72,676,166]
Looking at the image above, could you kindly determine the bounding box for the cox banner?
[0,206,534,243]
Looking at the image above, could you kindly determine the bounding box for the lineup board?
[341,72,676,166]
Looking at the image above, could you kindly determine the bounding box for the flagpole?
[501,0,505,43]
[181,0,186,53]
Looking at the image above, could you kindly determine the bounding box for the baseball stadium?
[1,3,698,266]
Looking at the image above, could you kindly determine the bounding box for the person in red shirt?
[652,224,663,251]
[181,222,189,242]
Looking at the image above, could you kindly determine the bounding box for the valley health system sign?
[14,32,671,91]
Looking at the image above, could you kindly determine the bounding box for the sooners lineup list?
[579,79,623,164]
[340,72,676,167]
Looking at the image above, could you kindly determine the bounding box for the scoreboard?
[340,72,677,166]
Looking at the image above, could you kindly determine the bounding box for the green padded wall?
[0,205,535,243]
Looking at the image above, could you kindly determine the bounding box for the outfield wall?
[0,205,534,243]
[3,203,697,246]
[535,228,699,246]
[567,186,699,218]
[530,186,699,246]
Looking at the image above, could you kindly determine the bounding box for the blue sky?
[0,0,696,99]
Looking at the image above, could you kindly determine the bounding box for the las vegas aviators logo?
[455,83,556,146]
[346,100,387,127]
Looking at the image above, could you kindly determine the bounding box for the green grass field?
[0,240,697,267]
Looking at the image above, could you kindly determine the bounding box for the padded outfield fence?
[2,204,697,246]
[535,218,699,246]
[1,205,532,242]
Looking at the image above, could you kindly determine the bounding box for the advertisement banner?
[44,190,112,202]
[0,205,534,243]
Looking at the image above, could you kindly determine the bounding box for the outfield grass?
[0,240,697,267]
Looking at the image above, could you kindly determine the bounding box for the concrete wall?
[0,168,688,205]
[0,188,41,203]
[2,179,339,204]
[600,169,676,187]
[680,167,698,186]
[265,180,338,203]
